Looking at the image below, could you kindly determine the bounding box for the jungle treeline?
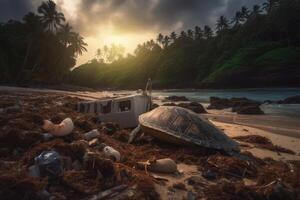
[70,0,300,89]
[1,0,300,89]
[0,0,87,84]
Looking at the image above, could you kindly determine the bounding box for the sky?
[0,0,264,66]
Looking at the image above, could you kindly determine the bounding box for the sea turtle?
[129,106,239,153]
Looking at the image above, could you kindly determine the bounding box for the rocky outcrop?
[177,102,207,114]
[278,96,300,104]
[163,102,207,114]
[207,97,233,110]
[164,96,189,102]
[234,105,264,115]
[208,97,264,115]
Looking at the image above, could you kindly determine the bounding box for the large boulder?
[234,105,264,115]
[207,97,233,110]
[178,102,207,114]
[163,102,207,114]
[164,96,189,102]
[208,96,264,114]
[231,98,261,112]
[278,96,300,104]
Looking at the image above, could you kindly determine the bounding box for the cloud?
[0,0,34,22]
[73,0,265,36]
[0,0,265,34]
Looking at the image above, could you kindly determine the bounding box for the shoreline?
[1,85,300,139]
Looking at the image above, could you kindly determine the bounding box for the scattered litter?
[103,146,121,162]
[42,117,74,136]
[84,129,100,141]
[89,138,100,147]
[35,150,63,177]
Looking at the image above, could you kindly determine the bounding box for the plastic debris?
[35,150,63,177]
[89,138,100,147]
[103,146,121,162]
[84,129,100,141]
[42,118,74,136]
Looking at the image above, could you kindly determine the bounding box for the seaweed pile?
[0,91,299,200]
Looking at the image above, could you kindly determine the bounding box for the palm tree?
[194,26,203,40]
[38,0,65,32]
[262,0,279,13]
[58,23,76,47]
[162,35,170,48]
[156,33,164,46]
[241,6,250,20]
[216,16,229,33]
[231,11,243,26]
[187,29,194,39]
[204,25,213,39]
[18,12,43,82]
[251,5,262,17]
[170,32,177,42]
[69,33,87,56]
[180,31,187,39]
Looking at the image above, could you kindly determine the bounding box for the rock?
[207,97,233,110]
[164,96,189,102]
[148,158,177,173]
[278,95,300,104]
[84,129,100,141]
[234,105,264,115]
[208,96,263,115]
[178,102,207,114]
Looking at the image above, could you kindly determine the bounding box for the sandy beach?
[0,86,299,199]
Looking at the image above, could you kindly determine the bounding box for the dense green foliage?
[70,0,300,89]
[0,0,87,84]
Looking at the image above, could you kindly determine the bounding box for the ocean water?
[151,88,300,118]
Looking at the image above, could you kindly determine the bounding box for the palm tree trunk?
[16,40,32,83]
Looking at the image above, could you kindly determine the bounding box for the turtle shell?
[139,106,239,152]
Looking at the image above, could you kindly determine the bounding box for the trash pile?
[0,91,299,200]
